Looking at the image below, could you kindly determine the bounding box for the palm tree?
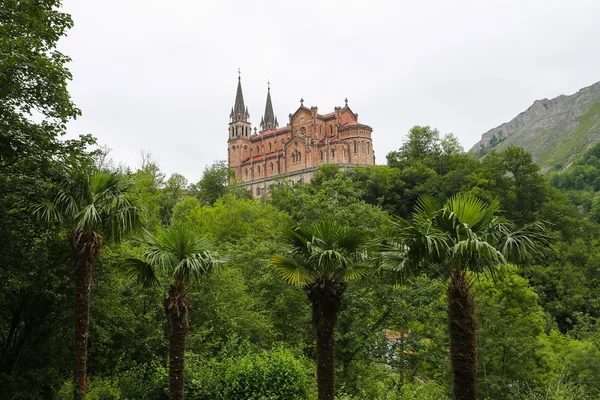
[385,194,549,400]
[270,219,374,400]
[33,169,142,399]
[127,224,220,400]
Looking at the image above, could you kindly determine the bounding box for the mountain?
[470,81,600,172]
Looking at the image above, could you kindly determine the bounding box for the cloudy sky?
[60,0,600,182]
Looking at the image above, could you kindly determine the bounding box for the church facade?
[227,76,375,197]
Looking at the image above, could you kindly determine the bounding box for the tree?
[0,0,91,171]
[34,169,142,399]
[270,219,374,400]
[386,126,441,168]
[127,225,221,400]
[386,194,549,400]
[190,161,231,206]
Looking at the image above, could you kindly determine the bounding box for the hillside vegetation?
[471,81,600,172]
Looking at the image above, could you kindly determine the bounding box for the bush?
[186,347,315,399]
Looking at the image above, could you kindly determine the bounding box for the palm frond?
[125,258,160,288]
[271,218,375,286]
[133,225,220,286]
[271,255,315,286]
[380,242,424,284]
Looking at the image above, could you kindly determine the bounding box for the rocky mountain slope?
[470,81,600,172]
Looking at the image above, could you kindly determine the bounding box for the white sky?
[59,0,600,182]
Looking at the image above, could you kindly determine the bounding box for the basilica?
[227,75,376,197]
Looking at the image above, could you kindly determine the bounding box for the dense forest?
[3,2,600,400]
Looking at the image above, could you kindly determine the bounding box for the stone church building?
[227,75,375,197]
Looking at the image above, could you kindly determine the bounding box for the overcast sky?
[59,0,600,182]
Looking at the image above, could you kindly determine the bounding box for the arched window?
[270,162,274,172]
[362,142,365,153]
[367,142,370,154]
[331,149,335,159]
[257,166,261,175]
[269,142,272,151]
[298,152,301,162]
[343,148,347,160]
[320,151,323,161]
[353,141,357,154]
[292,153,296,163]
[245,169,248,178]
[330,126,333,134]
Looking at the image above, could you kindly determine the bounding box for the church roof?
[251,125,289,141]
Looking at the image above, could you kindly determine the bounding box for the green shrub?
[186,347,315,399]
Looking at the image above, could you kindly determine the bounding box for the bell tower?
[227,71,251,183]
[228,71,251,141]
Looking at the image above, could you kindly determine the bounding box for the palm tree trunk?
[309,281,344,400]
[72,232,99,400]
[316,312,335,400]
[448,269,477,400]
[165,281,189,400]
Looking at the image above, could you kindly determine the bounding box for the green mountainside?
[471,81,600,172]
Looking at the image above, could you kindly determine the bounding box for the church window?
[320,151,323,161]
[245,169,248,178]
[362,142,365,153]
[367,142,370,154]
[269,142,272,151]
[270,162,274,172]
[330,126,333,134]
[292,153,296,163]
[343,148,346,160]
[298,152,301,162]
[353,141,357,154]
[257,166,261,175]
[235,126,238,136]
[331,149,335,159]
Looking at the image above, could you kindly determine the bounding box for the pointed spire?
[232,71,247,122]
[261,82,276,131]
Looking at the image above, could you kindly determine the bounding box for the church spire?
[231,70,249,122]
[260,81,277,131]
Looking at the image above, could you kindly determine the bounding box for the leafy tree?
[0,0,93,171]
[481,147,547,225]
[33,169,142,399]
[127,225,221,400]
[270,219,375,400]
[386,194,549,400]
[475,271,546,398]
[387,126,441,168]
[190,161,230,206]
[159,173,188,225]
